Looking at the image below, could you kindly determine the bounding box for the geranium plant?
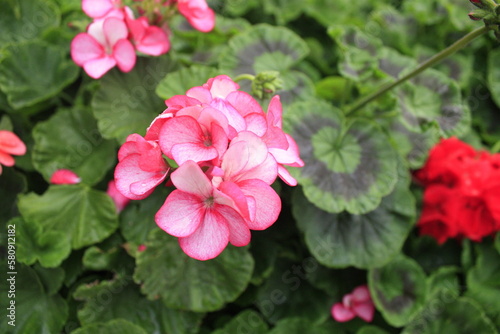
[1,0,500,333]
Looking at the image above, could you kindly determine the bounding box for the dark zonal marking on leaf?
[373,269,416,312]
[293,116,380,200]
[236,40,299,74]
[378,59,407,79]
[343,31,377,56]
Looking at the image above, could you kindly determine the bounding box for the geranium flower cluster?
[71,0,215,79]
[114,75,304,260]
[331,285,375,323]
[414,137,500,244]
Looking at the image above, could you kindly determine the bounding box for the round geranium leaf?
[156,65,219,100]
[32,108,116,186]
[134,229,254,312]
[0,41,78,110]
[92,56,178,143]
[284,99,399,214]
[368,255,427,327]
[212,310,268,334]
[18,185,119,250]
[71,319,148,334]
[293,164,415,269]
[268,317,342,334]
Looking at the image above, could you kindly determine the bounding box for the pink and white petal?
[171,143,218,165]
[351,285,371,303]
[263,125,289,150]
[0,131,26,155]
[237,179,281,230]
[226,91,264,117]
[211,123,229,158]
[114,153,166,200]
[137,26,170,56]
[83,56,116,79]
[113,39,136,72]
[352,302,375,322]
[50,169,81,185]
[145,112,173,141]
[197,107,230,134]
[117,141,139,161]
[165,95,202,110]
[87,20,107,46]
[267,95,283,128]
[155,190,205,237]
[158,116,204,157]
[331,303,356,322]
[170,160,213,198]
[219,181,250,219]
[222,132,269,179]
[277,165,298,186]
[106,180,130,212]
[103,17,129,46]
[210,98,246,134]
[208,76,239,99]
[82,0,113,18]
[244,113,268,137]
[232,152,278,185]
[70,33,104,66]
[185,8,215,32]
[217,204,251,247]
[0,151,15,167]
[125,15,146,42]
[178,209,230,261]
[269,134,304,166]
[186,86,213,104]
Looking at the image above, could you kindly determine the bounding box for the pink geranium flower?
[50,169,81,185]
[331,285,375,323]
[0,130,26,175]
[82,0,123,19]
[126,15,170,56]
[155,160,250,260]
[114,134,170,200]
[106,180,131,212]
[71,16,136,79]
[177,0,215,32]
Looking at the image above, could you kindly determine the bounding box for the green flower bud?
[251,71,283,100]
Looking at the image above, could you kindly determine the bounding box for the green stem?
[233,74,256,83]
[346,25,491,115]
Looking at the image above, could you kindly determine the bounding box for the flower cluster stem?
[346,25,491,115]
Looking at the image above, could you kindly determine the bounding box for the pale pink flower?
[50,169,81,184]
[106,180,131,212]
[125,15,170,56]
[331,285,375,323]
[114,134,170,200]
[0,130,26,175]
[82,0,123,19]
[71,16,136,79]
[177,0,215,32]
[155,160,250,260]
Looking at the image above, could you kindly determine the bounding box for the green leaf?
[268,317,342,334]
[0,168,26,225]
[368,255,427,327]
[0,0,60,44]
[284,99,399,214]
[0,41,78,109]
[212,309,268,334]
[262,0,304,24]
[71,319,148,334]
[14,216,71,267]
[293,163,415,268]
[156,65,219,100]
[219,24,309,75]
[426,266,460,299]
[0,264,68,334]
[32,107,116,185]
[466,242,500,326]
[402,297,498,334]
[255,258,334,324]
[32,264,65,296]
[18,185,119,249]
[356,326,390,334]
[74,277,203,334]
[92,56,178,143]
[487,48,500,109]
[134,229,254,312]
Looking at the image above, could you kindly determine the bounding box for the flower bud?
[468,9,489,20]
[251,71,283,100]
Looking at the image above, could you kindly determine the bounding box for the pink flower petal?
[0,151,15,167]
[352,302,375,322]
[82,0,114,18]
[226,91,264,117]
[245,113,268,137]
[178,208,230,260]
[277,165,298,186]
[186,86,213,104]
[70,33,104,66]
[83,56,116,79]
[155,190,205,237]
[50,169,81,185]
[267,95,283,128]
[137,26,170,56]
[351,285,371,303]
[0,131,26,155]
[103,17,129,46]
[219,181,250,220]
[178,0,215,32]
[237,179,281,230]
[106,180,130,212]
[208,76,239,99]
[113,39,136,72]
[217,204,250,247]
[172,143,218,166]
[331,303,356,322]
[170,160,213,198]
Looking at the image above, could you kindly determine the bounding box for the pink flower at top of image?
[82,0,123,19]
[50,169,81,185]
[106,180,131,212]
[114,75,304,261]
[71,15,136,79]
[0,130,26,175]
[177,0,215,32]
[331,285,375,323]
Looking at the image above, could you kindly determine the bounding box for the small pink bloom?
[50,169,81,184]
[331,285,375,323]
[177,0,215,32]
[114,134,170,200]
[126,15,170,56]
[156,161,250,260]
[137,244,147,252]
[71,16,136,79]
[82,0,123,19]
[107,180,131,212]
[0,130,26,175]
